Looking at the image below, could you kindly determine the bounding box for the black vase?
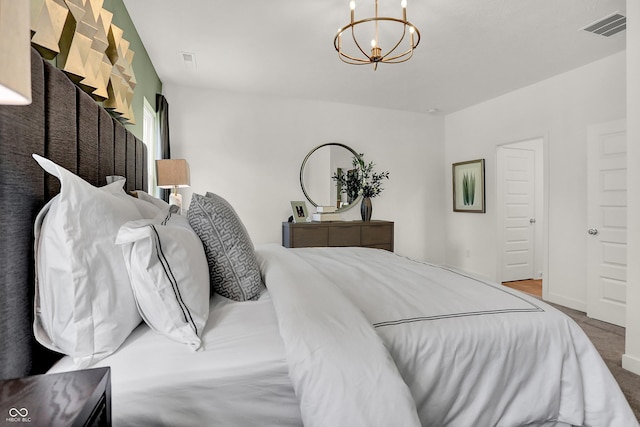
[361,197,372,221]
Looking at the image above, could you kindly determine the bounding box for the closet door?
[587,119,627,327]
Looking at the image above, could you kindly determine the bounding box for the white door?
[587,119,627,327]
[498,147,535,282]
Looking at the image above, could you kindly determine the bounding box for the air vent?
[582,12,626,37]
[180,52,197,70]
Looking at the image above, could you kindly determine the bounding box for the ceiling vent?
[180,52,197,70]
[582,12,626,37]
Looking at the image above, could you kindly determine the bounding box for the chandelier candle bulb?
[372,46,382,60]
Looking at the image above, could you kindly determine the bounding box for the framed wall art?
[452,159,485,213]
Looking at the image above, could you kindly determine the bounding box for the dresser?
[0,367,111,426]
[282,220,394,251]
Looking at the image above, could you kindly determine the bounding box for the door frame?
[495,137,549,297]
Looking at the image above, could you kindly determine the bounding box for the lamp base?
[169,193,183,214]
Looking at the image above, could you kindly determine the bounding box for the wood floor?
[502,279,542,298]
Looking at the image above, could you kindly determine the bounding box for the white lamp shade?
[0,0,31,105]
[156,159,191,188]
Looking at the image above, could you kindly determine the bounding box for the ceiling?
[122,0,626,115]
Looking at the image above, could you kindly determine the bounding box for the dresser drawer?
[291,226,329,247]
[361,224,393,246]
[328,225,360,246]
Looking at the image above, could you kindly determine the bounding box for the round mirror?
[300,143,362,212]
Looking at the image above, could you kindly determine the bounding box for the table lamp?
[0,0,31,105]
[156,159,190,213]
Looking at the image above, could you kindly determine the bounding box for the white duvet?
[256,244,638,427]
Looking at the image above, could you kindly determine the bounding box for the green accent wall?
[103,0,162,139]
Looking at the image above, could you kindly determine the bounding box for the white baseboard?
[622,354,640,376]
[544,293,587,313]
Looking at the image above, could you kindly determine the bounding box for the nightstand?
[0,367,111,426]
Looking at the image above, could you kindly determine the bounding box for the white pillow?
[33,154,143,367]
[134,190,170,210]
[117,206,210,350]
[100,180,161,219]
[113,190,161,219]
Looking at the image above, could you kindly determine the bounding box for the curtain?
[156,94,171,202]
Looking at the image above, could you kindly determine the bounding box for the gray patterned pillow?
[187,193,265,301]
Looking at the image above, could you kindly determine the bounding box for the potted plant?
[333,154,389,221]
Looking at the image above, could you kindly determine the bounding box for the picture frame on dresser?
[290,201,309,223]
[452,158,486,213]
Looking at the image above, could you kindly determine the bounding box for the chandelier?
[334,0,421,70]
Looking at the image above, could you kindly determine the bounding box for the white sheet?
[256,244,638,427]
[49,292,301,427]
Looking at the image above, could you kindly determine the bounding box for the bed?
[1,48,638,427]
[0,48,148,380]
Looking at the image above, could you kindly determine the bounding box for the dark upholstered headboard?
[0,48,148,380]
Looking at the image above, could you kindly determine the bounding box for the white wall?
[623,0,640,375]
[163,85,446,262]
[444,52,626,310]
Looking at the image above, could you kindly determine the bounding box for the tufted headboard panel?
[0,48,148,380]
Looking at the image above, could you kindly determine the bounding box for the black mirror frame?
[299,142,363,213]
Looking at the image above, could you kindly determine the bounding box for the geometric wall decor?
[105,22,136,122]
[30,0,136,123]
[30,0,69,60]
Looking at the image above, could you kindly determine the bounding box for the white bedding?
[257,245,421,427]
[256,244,638,427]
[49,293,301,427]
[49,244,638,427]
